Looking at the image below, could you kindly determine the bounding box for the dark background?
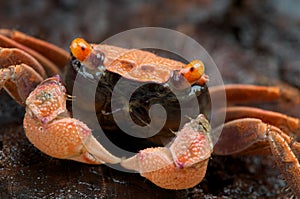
[0,0,299,198]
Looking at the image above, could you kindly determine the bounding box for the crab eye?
[180,60,205,84]
[70,38,92,62]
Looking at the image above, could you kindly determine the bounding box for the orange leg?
[219,106,300,137]
[0,30,70,76]
[0,29,70,67]
[268,125,300,197]
[210,84,300,105]
[0,47,48,105]
[213,118,300,197]
[292,142,300,157]
[0,64,43,105]
[0,47,46,78]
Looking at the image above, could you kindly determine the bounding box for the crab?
[0,29,299,196]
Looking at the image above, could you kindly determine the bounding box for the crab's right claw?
[23,75,120,165]
[24,115,121,164]
[121,115,213,189]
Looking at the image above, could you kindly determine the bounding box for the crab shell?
[70,38,186,83]
[65,41,211,150]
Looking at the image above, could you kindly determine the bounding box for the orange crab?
[0,29,299,196]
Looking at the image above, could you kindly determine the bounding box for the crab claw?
[121,115,213,189]
[23,75,120,164]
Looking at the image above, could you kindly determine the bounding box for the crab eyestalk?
[170,60,209,90]
[70,38,105,76]
[70,38,92,62]
[180,60,205,84]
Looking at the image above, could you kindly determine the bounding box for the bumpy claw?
[23,75,120,164]
[121,115,213,189]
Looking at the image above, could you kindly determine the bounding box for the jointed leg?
[0,47,46,77]
[0,29,70,68]
[0,64,43,105]
[268,125,300,197]
[0,46,53,105]
[213,118,300,197]
[219,106,300,137]
[0,31,68,76]
[210,84,300,105]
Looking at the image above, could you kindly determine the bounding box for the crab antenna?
[70,38,92,62]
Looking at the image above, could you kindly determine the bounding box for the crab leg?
[218,106,300,137]
[24,75,120,164]
[210,84,300,105]
[0,46,49,104]
[121,115,213,190]
[0,64,43,105]
[292,142,300,157]
[0,29,70,68]
[268,126,300,198]
[0,34,60,76]
[0,47,46,78]
[213,118,300,197]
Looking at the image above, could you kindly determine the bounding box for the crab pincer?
[121,115,213,189]
[23,75,120,164]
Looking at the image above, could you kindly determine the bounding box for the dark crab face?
[64,38,211,152]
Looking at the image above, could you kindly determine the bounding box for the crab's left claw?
[23,75,120,164]
[121,115,213,189]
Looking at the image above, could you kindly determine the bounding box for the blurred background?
[0,0,299,198]
[2,0,300,87]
